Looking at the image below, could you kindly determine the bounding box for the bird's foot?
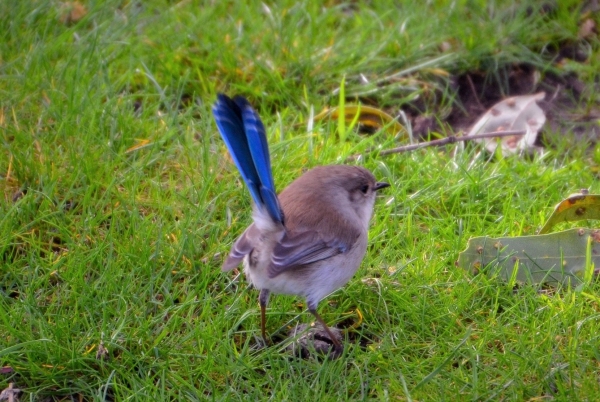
[249,334,269,352]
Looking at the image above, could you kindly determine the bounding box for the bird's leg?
[308,304,343,355]
[258,289,271,346]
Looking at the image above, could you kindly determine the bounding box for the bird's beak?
[374,182,390,191]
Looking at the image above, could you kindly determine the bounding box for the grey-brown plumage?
[223,165,388,354]
[213,93,388,355]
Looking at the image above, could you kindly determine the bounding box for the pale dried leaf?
[0,383,21,402]
[96,341,109,361]
[466,92,546,155]
[578,18,596,39]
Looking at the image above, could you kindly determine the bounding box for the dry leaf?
[466,92,546,155]
[578,18,597,39]
[59,2,87,25]
[0,383,21,402]
[96,341,109,361]
[125,139,152,153]
[0,367,14,375]
[439,41,453,52]
[538,190,600,234]
[313,104,405,136]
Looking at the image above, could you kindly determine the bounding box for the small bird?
[212,93,389,355]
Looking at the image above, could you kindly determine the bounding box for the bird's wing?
[212,94,283,225]
[222,225,257,271]
[267,230,358,278]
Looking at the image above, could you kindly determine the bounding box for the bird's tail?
[212,94,284,225]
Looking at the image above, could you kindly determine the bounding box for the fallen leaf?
[96,341,109,361]
[578,18,596,39]
[538,190,600,234]
[313,104,405,137]
[0,383,21,402]
[466,92,546,155]
[0,367,13,374]
[458,228,600,287]
[439,41,453,52]
[125,139,152,153]
[59,2,87,25]
[286,323,343,359]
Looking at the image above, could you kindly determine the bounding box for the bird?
[212,93,389,355]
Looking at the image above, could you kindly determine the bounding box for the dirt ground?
[402,3,600,147]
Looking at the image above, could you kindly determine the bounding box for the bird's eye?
[360,184,369,194]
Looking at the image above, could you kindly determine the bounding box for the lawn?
[2,0,600,400]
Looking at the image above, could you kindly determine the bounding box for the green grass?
[2,0,600,400]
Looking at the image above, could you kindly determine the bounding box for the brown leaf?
[0,367,13,375]
[578,18,597,39]
[59,2,87,25]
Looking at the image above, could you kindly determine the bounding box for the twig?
[346,130,527,161]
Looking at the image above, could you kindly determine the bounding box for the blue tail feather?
[212,93,284,225]
[212,94,263,209]
[233,96,275,193]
